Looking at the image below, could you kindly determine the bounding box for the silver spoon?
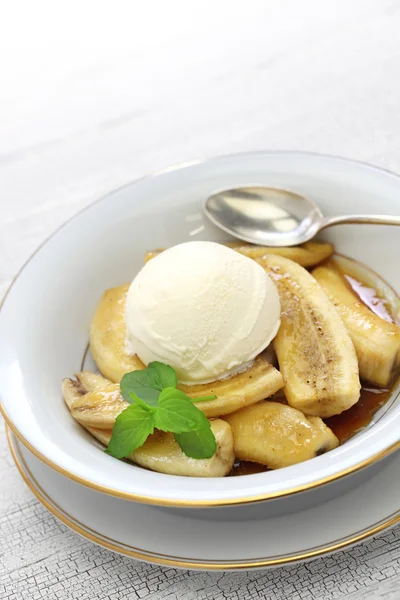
[204,186,400,247]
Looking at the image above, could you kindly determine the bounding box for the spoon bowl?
[204,185,400,246]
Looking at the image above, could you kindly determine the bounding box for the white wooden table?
[1,1,400,597]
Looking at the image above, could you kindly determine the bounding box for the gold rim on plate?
[1,151,400,507]
[7,426,400,570]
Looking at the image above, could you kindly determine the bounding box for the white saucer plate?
[8,428,400,571]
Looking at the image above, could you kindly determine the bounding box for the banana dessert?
[62,240,400,477]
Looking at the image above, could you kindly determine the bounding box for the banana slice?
[183,356,284,417]
[90,284,145,383]
[144,241,334,268]
[224,401,339,468]
[88,422,234,477]
[144,249,165,263]
[63,374,235,477]
[75,371,110,392]
[312,262,400,387]
[227,241,334,268]
[262,255,361,418]
[62,372,110,409]
[90,285,284,417]
[71,383,127,429]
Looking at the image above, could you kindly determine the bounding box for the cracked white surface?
[1,0,400,597]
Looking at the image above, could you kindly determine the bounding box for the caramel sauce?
[344,274,395,323]
[229,262,399,476]
[230,460,269,477]
[324,384,392,443]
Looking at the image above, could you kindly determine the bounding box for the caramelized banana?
[262,255,360,418]
[227,241,334,268]
[88,421,234,477]
[62,372,110,409]
[70,383,127,429]
[183,356,283,417]
[90,284,145,383]
[312,262,400,387]
[144,241,334,268]
[63,375,235,477]
[144,249,165,263]
[225,401,338,468]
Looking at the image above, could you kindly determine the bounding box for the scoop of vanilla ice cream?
[125,241,281,384]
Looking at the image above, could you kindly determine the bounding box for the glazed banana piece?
[90,285,284,417]
[144,241,334,268]
[144,248,165,263]
[225,401,339,468]
[88,421,234,478]
[182,356,284,417]
[90,284,145,383]
[70,382,127,429]
[227,241,334,268]
[312,263,400,387]
[262,255,361,418]
[63,375,235,477]
[62,371,109,409]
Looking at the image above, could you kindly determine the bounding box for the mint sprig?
[106,362,217,460]
[120,361,177,407]
[105,404,155,459]
[155,388,210,433]
[174,429,217,459]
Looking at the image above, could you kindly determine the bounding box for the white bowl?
[1,151,400,509]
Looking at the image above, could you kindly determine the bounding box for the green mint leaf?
[174,426,217,459]
[147,361,178,389]
[155,387,210,433]
[105,404,155,458]
[192,394,217,403]
[128,392,157,412]
[120,370,161,406]
[120,362,177,407]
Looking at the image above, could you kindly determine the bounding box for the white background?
[1,1,400,598]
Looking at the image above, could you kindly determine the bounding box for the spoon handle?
[320,214,400,231]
